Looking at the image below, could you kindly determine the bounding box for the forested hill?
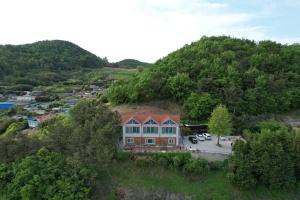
[0,40,105,78]
[107,36,300,121]
[115,59,151,68]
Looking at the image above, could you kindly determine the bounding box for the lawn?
[108,161,300,200]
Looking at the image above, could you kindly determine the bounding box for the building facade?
[121,115,180,148]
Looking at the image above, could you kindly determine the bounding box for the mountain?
[0,40,105,77]
[107,36,300,123]
[115,59,151,68]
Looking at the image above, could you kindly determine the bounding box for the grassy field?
[100,67,139,81]
[107,161,300,200]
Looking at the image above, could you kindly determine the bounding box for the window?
[125,126,140,134]
[144,119,157,125]
[127,138,134,144]
[162,127,176,134]
[127,119,139,124]
[145,138,155,145]
[143,127,158,134]
[163,119,176,125]
[168,138,175,144]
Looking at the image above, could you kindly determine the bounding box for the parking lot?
[182,135,233,155]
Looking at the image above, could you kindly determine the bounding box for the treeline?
[229,120,300,189]
[114,59,152,68]
[107,36,300,123]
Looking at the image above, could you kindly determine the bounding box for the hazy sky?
[0,0,299,63]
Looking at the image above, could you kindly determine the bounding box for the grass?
[100,67,138,81]
[108,161,300,200]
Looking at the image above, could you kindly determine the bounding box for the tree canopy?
[107,36,300,122]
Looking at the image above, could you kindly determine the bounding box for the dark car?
[188,136,198,144]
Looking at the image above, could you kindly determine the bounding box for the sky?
[0,0,299,63]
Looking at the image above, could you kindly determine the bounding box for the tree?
[166,73,192,102]
[208,104,232,146]
[44,100,121,165]
[183,92,217,121]
[0,148,93,200]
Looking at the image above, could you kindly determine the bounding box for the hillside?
[0,40,105,87]
[107,36,300,125]
[115,59,151,68]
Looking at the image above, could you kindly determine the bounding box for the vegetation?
[0,40,106,89]
[229,120,299,190]
[0,148,93,200]
[107,36,300,126]
[108,158,300,200]
[115,59,151,68]
[208,104,233,145]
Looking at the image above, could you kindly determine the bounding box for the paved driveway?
[182,135,232,155]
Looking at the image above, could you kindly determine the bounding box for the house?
[27,115,51,128]
[121,115,181,149]
[16,95,34,103]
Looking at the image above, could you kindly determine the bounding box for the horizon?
[1,0,300,63]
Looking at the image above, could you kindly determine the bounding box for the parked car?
[220,136,227,141]
[188,136,198,144]
[203,133,212,140]
[196,134,205,141]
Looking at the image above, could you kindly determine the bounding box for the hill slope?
[107,36,300,122]
[0,40,106,87]
[0,40,105,75]
[115,59,151,68]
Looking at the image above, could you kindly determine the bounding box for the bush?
[135,157,155,168]
[183,158,209,177]
[209,160,227,171]
[114,152,133,161]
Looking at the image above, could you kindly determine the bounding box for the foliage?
[230,126,298,189]
[208,104,232,145]
[107,36,300,121]
[183,158,209,177]
[183,92,217,121]
[0,40,105,89]
[166,73,192,102]
[115,59,151,68]
[257,119,289,132]
[0,148,93,200]
[43,99,121,165]
[0,120,27,139]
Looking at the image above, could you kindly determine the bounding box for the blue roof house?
[0,102,16,110]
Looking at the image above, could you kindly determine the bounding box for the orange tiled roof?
[121,114,180,125]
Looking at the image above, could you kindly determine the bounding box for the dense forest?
[115,59,151,68]
[0,40,106,88]
[107,36,300,125]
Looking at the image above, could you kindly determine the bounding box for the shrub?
[209,160,226,171]
[114,152,133,161]
[183,158,209,177]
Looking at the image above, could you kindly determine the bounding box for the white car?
[203,133,212,140]
[196,134,205,141]
[220,136,227,141]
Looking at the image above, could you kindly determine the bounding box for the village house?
[121,114,181,149]
[27,115,51,128]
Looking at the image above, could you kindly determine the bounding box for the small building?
[17,95,34,103]
[0,102,16,110]
[27,115,51,128]
[121,114,181,150]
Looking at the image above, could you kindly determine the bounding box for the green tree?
[1,148,92,200]
[183,92,217,121]
[208,104,232,146]
[166,73,192,102]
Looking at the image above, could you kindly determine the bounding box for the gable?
[127,119,140,124]
[162,119,176,125]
